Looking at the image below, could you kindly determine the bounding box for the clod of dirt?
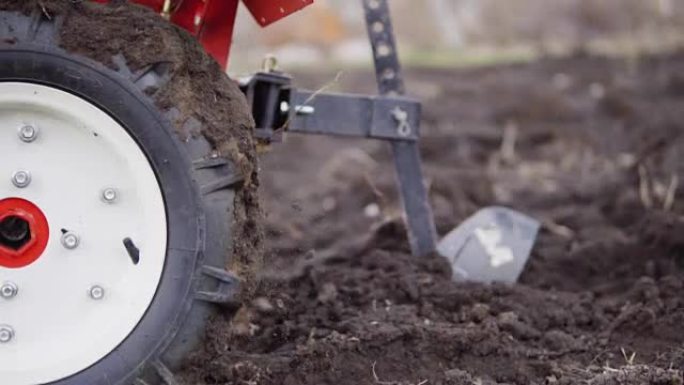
[666,74,684,97]
[600,90,636,119]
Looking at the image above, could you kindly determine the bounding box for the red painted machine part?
[91,0,314,69]
[0,198,50,269]
[242,0,314,27]
[171,0,240,69]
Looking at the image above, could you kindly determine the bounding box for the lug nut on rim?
[0,282,18,299]
[61,232,80,250]
[89,285,105,300]
[18,124,38,142]
[0,325,14,343]
[11,170,31,188]
[102,188,118,203]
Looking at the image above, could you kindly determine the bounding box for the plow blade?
[437,207,540,284]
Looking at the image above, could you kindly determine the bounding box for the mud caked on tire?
[0,2,260,385]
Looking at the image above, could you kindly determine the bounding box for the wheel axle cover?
[0,198,50,269]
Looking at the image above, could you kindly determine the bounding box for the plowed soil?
[10,2,682,384]
[181,53,684,384]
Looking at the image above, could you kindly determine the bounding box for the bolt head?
[0,282,18,299]
[61,232,80,250]
[0,326,14,343]
[391,107,408,121]
[294,105,315,116]
[89,285,105,300]
[18,125,38,142]
[11,170,31,188]
[102,188,118,203]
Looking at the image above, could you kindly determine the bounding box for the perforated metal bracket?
[362,0,438,256]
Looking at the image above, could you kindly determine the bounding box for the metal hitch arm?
[287,91,421,142]
[240,0,438,257]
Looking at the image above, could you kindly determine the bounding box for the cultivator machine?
[0,0,539,384]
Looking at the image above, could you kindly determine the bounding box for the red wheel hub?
[0,198,50,269]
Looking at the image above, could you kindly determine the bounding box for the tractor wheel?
[0,4,259,385]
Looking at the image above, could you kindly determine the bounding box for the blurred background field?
[229,0,684,73]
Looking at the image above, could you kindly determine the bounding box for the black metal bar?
[288,90,421,141]
[363,0,438,256]
[239,72,292,142]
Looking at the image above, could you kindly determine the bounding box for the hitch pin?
[280,101,315,116]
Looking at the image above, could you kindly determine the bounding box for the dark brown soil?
[180,53,684,384]
[5,2,683,384]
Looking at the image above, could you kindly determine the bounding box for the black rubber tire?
[0,9,244,385]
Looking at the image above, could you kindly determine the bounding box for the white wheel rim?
[0,82,168,384]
